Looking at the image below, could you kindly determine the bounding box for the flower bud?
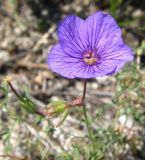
[41,100,68,118]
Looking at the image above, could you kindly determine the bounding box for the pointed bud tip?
[3,76,12,83]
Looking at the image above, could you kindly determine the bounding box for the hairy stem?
[82,80,95,153]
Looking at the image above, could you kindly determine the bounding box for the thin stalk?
[82,80,87,101]
[8,81,22,100]
[8,81,43,116]
[82,79,95,153]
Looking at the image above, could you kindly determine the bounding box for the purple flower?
[47,11,134,79]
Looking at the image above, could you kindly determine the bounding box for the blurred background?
[0,0,145,160]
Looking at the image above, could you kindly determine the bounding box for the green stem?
[82,80,95,153]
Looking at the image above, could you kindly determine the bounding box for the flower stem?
[7,81,22,100]
[82,80,87,101]
[82,80,95,153]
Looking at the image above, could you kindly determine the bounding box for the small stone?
[0,50,9,61]
[132,9,143,18]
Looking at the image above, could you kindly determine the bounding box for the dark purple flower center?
[83,52,97,65]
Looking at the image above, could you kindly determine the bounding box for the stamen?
[83,52,97,65]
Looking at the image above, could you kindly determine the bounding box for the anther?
[83,52,97,65]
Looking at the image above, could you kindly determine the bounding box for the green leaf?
[19,95,37,114]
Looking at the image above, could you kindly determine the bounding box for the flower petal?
[100,42,134,72]
[85,11,122,54]
[47,43,83,78]
[72,60,117,78]
[92,60,117,76]
[58,15,87,58]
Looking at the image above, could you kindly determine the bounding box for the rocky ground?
[0,0,145,160]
